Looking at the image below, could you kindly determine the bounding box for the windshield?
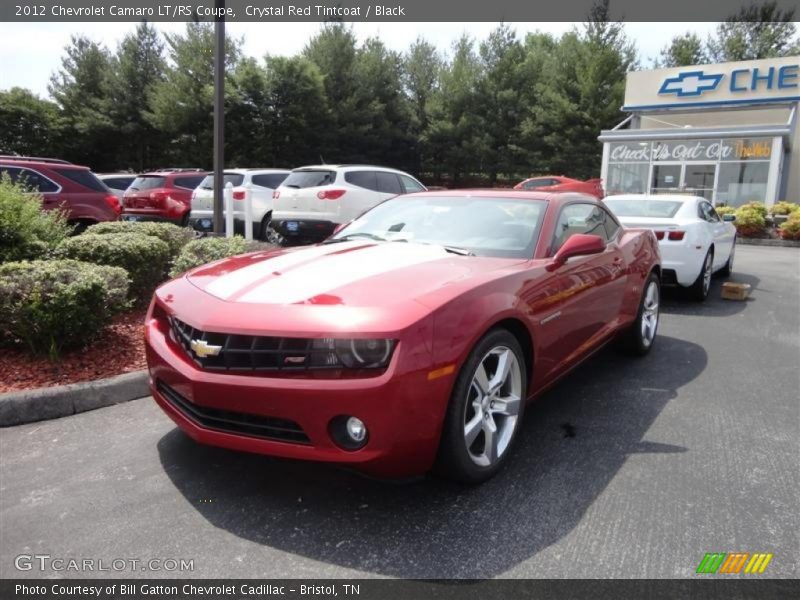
[330,195,547,258]
[198,173,245,190]
[129,176,166,191]
[604,199,684,218]
[282,170,336,189]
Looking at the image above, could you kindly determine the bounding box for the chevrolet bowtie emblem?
[190,339,222,358]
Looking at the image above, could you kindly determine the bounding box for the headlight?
[309,338,395,369]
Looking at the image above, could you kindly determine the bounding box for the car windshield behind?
[198,173,245,190]
[604,199,684,218]
[330,195,547,258]
[129,176,166,191]
[282,170,336,188]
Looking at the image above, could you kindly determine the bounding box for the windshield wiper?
[323,232,387,244]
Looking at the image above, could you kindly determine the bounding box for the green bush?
[0,175,71,263]
[86,221,194,257]
[778,213,800,240]
[734,208,767,238]
[714,205,736,217]
[770,201,800,216]
[0,259,129,359]
[170,236,254,278]
[56,233,170,299]
[737,201,768,218]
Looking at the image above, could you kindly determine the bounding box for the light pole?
[212,0,225,235]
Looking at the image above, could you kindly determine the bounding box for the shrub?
[0,259,129,359]
[734,208,767,238]
[770,201,800,216]
[714,205,736,217]
[86,221,194,257]
[0,174,71,263]
[737,201,768,218]
[170,236,254,278]
[778,213,800,240]
[56,233,170,299]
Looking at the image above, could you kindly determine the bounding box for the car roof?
[402,189,599,205]
[0,158,89,170]
[98,173,136,178]
[604,194,703,203]
[292,164,410,173]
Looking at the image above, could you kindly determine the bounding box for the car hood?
[186,241,519,310]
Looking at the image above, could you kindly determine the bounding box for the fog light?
[329,415,369,450]
[346,417,367,443]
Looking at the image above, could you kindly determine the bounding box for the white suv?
[271,165,426,243]
[189,168,290,239]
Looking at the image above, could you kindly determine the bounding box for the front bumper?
[145,305,452,478]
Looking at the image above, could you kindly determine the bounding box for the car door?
[699,201,733,269]
[532,202,627,381]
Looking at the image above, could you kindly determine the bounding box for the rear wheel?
[620,272,660,356]
[436,329,527,484]
[258,212,273,241]
[720,238,735,277]
[689,249,713,301]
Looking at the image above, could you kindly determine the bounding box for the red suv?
[122,169,207,225]
[0,156,121,229]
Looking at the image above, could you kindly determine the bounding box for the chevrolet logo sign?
[659,70,723,97]
[190,339,222,358]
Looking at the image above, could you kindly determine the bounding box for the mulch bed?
[0,308,148,394]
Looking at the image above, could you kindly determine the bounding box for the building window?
[716,162,770,207]
[606,162,649,195]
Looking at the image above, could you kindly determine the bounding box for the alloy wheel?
[463,346,522,467]
[702,253,712,296]
[640,280,660,347]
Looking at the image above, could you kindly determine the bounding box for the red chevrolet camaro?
[145,191,661,483]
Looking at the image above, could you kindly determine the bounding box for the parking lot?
[0,245,797,579]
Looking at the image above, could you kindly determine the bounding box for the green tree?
[707,2,798,62]
[147,23,240,167]
[657,33,708,67]
[107,22,167,170]
[48,35,115,169]
[226,56,271,166]
[0,88,59,157]
[403,38,442,174]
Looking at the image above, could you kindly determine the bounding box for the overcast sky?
[0,22,719,98]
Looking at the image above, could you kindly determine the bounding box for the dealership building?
[599,55,799,207]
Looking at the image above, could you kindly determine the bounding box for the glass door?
[651,164,682,194]
[683,163,716,201]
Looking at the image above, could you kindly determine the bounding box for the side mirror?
[546,234,606,272]
[722,214,736,222]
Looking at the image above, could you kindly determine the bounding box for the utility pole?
[212,0,225,235]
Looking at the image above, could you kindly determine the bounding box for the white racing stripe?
[235,242,449,304]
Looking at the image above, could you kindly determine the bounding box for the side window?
[701,202,720,223]
[522,179,550,190]
[552,203,609,253]
[376,172,403,195]
[251,173,288,189]
[399,174,425,193]
[173,175,205,190]
[602,208,621,240]
[0,166,23,183]
[11,168,59,193]
[344,171,379,191]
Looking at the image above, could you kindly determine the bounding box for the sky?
[0,21,719,98]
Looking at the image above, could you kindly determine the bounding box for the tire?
[689,249,714,302]
[436,329,527,484]
[719,238,735,277]
[620,272,660,356]
[258,212,273,242]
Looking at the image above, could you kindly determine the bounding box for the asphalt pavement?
[1,245,798,579]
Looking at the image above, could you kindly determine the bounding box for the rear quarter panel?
[617,228,661,324]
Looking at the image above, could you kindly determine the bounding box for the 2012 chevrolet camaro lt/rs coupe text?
[145,191,661,483]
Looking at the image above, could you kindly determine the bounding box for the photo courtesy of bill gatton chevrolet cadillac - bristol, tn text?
[145,190,661,483]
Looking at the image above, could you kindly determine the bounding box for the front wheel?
[436,329,527,484]
[620,272,660,356]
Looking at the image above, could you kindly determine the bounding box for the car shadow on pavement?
[157,335,706,578]
[660,273,761,317]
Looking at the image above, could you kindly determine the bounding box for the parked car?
[189,168,290,239]
[603,194,736,301]
[122,169,207,225]
[145,190,660,483]
[0,156,121,230]
[98,173,137,202]
[271,165,426,244]
[514,176,604,198]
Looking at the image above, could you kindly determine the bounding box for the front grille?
[157,380,310,444]
[168,316,341,372]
